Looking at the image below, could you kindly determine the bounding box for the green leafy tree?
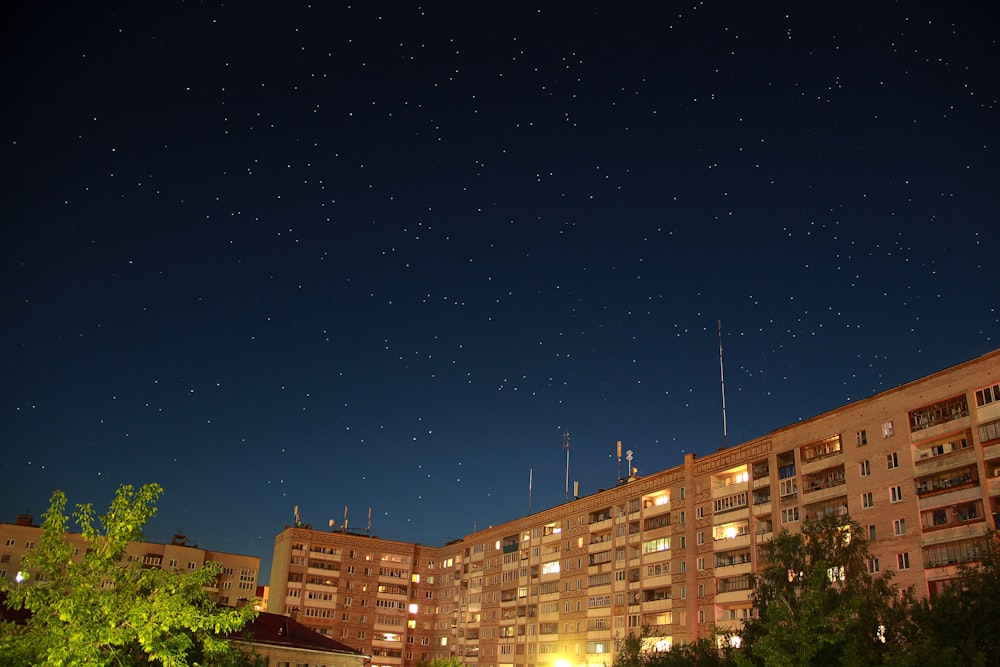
[0,483,257,666]
[415,658,463,667]
[614,627,735,667]
[737,513,900,667]
[885,530,1000,667]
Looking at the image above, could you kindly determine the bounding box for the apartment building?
[268,348,1000,667]
[0,516,260,608]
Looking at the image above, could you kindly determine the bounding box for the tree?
[415,658,463,667]
[0,483,257,666]
[885,530,1000,667]
[737,513,901,667]
[613,627,735,667]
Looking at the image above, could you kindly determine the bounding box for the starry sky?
[2,2,997,580]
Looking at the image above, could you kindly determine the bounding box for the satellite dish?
[329,519,335,528]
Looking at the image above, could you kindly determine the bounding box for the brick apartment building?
[0,518,260,608]
[265,348,1000,667]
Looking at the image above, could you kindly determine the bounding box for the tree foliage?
[737,513,900,667]
[415,658,463,667]
[883,530,1000,667]
[0,483,257,666]
[613,628,735,667]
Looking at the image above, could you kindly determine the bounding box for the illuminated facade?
[268,349,1000,667]
[0,516,260,608]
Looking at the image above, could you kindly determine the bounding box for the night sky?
[2,2,997,580]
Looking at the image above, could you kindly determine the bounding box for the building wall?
[266,350,1000,667]
[231,640,367,667]
[0,522,259,608]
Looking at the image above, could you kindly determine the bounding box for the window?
[679,536,686,549]
[696,531,704,545]
[867,524,877,541]
[859,460,870,477]
[891,486,903,503]
[779,478,797,497]
[699,609,706,623]
[867,557,880,574]
[696,507,704,519]
[857,429,868,446]
[887,453,899,470]
[679,487,686,500]
[862,492,874,509]
[679,561,686,574]
[896,553,910,570]
[882,421,894,438]
[894,519,906,536]
[5,539,14,547]
[781,507,800,523]
[975,384,1000,407]
[679,511,686,524]
[980,419,1000,443]
[696,558,704,571]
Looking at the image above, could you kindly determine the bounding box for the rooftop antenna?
[293,505,302,527]
[563,432,571,502]
[343,505,349,533]
[718,319,729,449]
[367,506,373,535]
[616,440,622,482]
[528,468,533,514]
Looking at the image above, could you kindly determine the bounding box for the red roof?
[233,611,367,656]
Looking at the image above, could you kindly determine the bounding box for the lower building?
[0,517,260,608]
[268,348,1000,667]
[230,610,371,667]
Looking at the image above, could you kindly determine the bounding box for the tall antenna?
[367,506,373,534]
[616,440,622,482]
[528,468,533,514]
[563,432,571,502]
[718,319,729,449]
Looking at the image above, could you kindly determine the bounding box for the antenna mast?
[616,440,622,482]
[563,432,571,502]
[718,319,729,449]
[528,468,533,514]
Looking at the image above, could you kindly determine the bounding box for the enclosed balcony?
[920,500,985,532]
[915,465,978,497]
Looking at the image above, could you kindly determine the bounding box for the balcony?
[642,598,672,613]
[920,501,985,532]
[915,468,977,497]
[716,589,753,605]
[752,462,770,480]
[988,476,1000,496]
[802,466,846,497]
[712,479,748,500]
